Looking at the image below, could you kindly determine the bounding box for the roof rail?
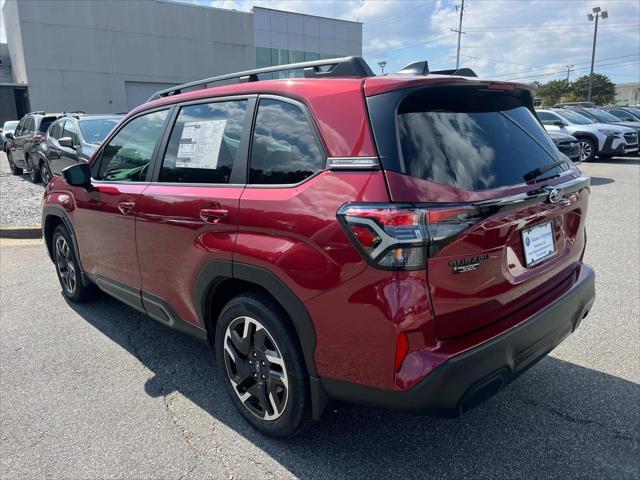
[148,56,375,101]
[27,111,46,115]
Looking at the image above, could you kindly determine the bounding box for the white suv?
[537,108,638,161]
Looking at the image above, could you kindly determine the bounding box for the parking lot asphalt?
[1,158,639,480]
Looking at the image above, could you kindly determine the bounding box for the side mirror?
[5,132,13,140]
[553,120,567,127]
[59,136,74,148]
[62,162,91,188]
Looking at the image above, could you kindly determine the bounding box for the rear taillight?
[33,134,45,143]
[338,203,488,270]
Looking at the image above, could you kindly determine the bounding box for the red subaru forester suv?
[42,57,595,437]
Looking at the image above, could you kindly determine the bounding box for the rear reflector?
[394,332,409,371]
[338,203,488,270]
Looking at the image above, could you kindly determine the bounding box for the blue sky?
[202,0,640,84]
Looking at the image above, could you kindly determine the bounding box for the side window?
[159,100,248,184]
[537,111,559,125]
[97,110,168,182]
[24,118,35,134]
[14,118,26,136]
[62,120,79,145]
[50,121,63,139]
[249,99,324,185]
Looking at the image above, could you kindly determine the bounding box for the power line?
[502,59,640,81]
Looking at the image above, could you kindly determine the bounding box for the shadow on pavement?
[68,295,640,479]
[589,176,615,186]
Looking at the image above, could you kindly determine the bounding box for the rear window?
[37,116,57,133]
[396,87,565,191]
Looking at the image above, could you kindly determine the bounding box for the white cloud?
[202,0,639,83]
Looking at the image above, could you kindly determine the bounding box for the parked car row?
[537,105,639,162]
[3,111,122,184]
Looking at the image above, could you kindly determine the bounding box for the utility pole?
[566,65,574,82]
[587,7,608,102]
[451,0,466,69]
[377,60,387,75]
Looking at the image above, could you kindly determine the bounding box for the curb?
[0,226,42,239]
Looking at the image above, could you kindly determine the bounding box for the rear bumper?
[321,264,595,416]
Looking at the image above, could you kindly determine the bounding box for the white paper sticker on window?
[176,119,227,169]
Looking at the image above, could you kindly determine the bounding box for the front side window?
[159,100,248,184]
[62,120,79,145]
[97,110,168,182]
[249,99,324,185]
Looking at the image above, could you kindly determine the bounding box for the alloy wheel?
[223,316,289,421]
[55,235,76,294]
[578,141,592,161]
[41,163,52,185]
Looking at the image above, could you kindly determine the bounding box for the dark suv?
[37,114,123,184]
[6,112,62,181]
[42,57,596,437]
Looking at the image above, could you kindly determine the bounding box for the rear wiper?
[523,160,567,183]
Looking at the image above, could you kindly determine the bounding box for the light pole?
[566,64,574,82]
[377,60,387,75]
[587,7,608,102]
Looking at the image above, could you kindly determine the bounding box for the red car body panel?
[72,182,148,288]
[135,184,245,328]
[234,170,389,303]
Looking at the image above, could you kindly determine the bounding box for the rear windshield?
[583,108,622,123]
[554,109,593,125]
[396,87,565,191]
[37,117,58,133]
[79,118,121,144]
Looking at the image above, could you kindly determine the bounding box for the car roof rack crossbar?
[148,56,375,101]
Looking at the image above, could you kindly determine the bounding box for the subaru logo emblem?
[548,187,562,204]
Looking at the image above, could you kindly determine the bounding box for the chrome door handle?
[199,208,228,224]
[117,201,135,215]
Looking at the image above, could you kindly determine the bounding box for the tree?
[572,73,616,104]
[537,79,572,106]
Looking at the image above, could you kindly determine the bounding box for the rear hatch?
[366,79,590,338]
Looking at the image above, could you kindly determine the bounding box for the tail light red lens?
[338,204,427,270]
[338,203,488,270]
[33,134,45,143]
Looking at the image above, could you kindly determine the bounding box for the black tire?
[215,292,313,437]
[576,137,597,162]
[7,151,23,176]
[52,225,95,303]
[26,155,42,183]
[40,160,52,186]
